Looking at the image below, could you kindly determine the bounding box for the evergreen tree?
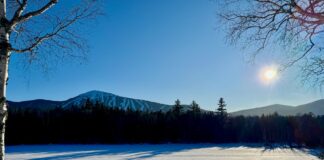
[172,99,183,115]
[217,97,227,117]
[5,101,324,147]
[190,100,201,114]
[84,98,93,110]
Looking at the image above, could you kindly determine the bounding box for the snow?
[108,95,116,107]
[6,144,321,160]
[61,90,158,111]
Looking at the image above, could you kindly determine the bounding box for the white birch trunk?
[0,0,8,159]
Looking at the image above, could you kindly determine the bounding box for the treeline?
[6,99,324,147]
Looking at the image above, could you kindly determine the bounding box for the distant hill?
[8,90,190,112]
[231,99,324,116]
[8,99,61,110]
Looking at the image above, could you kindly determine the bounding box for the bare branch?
[282,38,315,70]
[11,0,27,21]
[7,0,102,67]
[10,0,58,28]
[219,0,324,87]
[11,12,84,53]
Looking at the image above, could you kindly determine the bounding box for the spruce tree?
[190,100,201,114]
[172,99,183,115]
[217,97,227,117]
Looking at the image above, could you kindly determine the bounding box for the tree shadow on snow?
[5,143,321,160]
[6,144,216,160]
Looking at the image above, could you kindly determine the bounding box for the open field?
[5,144,322,160]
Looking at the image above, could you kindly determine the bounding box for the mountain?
[62,90,174,112]
[293,99,324,115]
[8,90,179,112]
[8,99,61,110]
[231,99,324,116]
[230,104,294,116]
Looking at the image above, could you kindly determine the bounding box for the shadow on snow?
[5,143,321,160]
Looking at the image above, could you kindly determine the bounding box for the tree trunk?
[0,0,8,159]
[0,53,8,160]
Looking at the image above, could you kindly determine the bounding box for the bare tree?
[219,0,324,86]
[0,0,100,159]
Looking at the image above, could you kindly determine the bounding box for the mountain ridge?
[231,99,324,116]
[8,90,178,112]
[7,90,324,115]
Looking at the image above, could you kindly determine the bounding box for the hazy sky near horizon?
[6,0,323,112]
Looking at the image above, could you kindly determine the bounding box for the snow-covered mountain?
[8,90,175,112]
[62,90,173,112]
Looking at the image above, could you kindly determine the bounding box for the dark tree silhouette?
[217,97,227,117]
[172,99,183,115]
[190,100,201,114]
[6,101,324,147]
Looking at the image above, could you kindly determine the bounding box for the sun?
[264,69,277,80]
[260,66,278,84]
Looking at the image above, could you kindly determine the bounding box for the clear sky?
[6,0,323,112]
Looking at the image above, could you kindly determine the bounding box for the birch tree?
[0,0,100,159]
[219,0,324,87]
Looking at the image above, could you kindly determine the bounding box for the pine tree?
[217,97,227,117]
[190,100,201,114]
[172,99,183,115]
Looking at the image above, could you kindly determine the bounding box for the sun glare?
[264,69,277,80]
[260,66,278,84]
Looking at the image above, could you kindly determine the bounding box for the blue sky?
[6,0,323,112]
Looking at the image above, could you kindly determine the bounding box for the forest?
[6,99,324,147]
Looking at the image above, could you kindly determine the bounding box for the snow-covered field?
[6,144,322,160]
